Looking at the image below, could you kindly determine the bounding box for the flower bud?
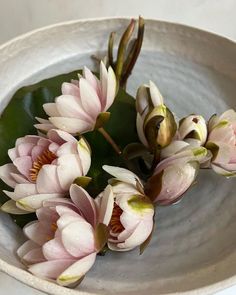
[136,81,177,151]
[145,141,211,205]
[178,115,207,146]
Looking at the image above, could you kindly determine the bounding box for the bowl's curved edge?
[0,17,235,295]
[0,16,235,53]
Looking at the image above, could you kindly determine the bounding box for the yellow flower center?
[30,149,57,182]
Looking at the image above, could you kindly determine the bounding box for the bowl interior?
[0,18,236,295]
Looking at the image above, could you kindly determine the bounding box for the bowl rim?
[0,16,236,295]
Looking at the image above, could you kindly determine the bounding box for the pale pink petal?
[209,124,235,145]
[23,248,45,264]
[43,103,60,117]
[111,182,138,195]
[211,163,236,176]
[34,122,54,132]
[70,184,96,227]
[49,117,92,134]
[117,220,153,250]
[79,78,101,118]
[10,172,29,184]
[77,138,91,175]
[161,140,189,159]
[17,240,39,259]
[61,221,95,257]
[36,165,63,194]
[47,129,76,145]
[83,67,101,96]
[103,165,140,186]
[56,95,93,122]
[3,183,37,201]
[36,207,58,224]
[107,242,133,252]
[56,142,77,157]
[62,82,80,97]
[43,237,74,260]
[213,142,231,164]
[57,252,96,286]
[23,221,52,245]
[154,162,198,204]
[104,66,116,111]
[31,145,46,161]
[8,148,19,161]
[120,211,140,231]
[16,143,35,157]
[43,198,76,209]
[56,212,85,231]
[13,156,32,179]
[17,193,64,210]
[99,185,114,226]
[0,163,19,188]
[56,154,83,191]
[29,259,75,280]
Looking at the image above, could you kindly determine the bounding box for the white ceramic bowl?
[0,18,236,295]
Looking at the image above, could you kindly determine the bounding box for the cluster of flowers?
[0,60,235,287]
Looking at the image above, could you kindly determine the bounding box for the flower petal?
[98,185,114,226]
[43,103,60,116]
[43,237,74,260]
[61,220,95,257]
[104,66,116,111]
[49,117,92,134]
[56,95,93,123]
[36,165,62,194]
[57,252,96,286]
[29,259,75,280]
[17,193,64,210]
[79,78,101,118]
[1,200,30,214]
[70,184,96,227]
[103,165,139,186]
[0,163,19,188]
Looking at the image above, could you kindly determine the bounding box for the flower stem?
[98,127,122,155]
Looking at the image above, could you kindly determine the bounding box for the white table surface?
[0,0,236,294]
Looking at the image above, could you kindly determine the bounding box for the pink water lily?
[178,114,207,146]
[145,141,211,205]
[35,61,116,135]
[0,129,91,213]
[98,165,154,252]
[17,184,99,287]
[206,109,236,176]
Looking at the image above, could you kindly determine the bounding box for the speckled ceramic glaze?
[0,18,236,295]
